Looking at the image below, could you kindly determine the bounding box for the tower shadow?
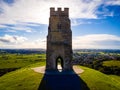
[38,70,90,90]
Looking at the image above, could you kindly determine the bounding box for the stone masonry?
[46,7,72,71]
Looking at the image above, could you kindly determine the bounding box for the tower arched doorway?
[56,56,64,71]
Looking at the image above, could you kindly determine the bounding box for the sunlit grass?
[0,63,120,90]
[0,54,46,69]
[79,66,120,90]
[103,60,120,68]
[0,65,44,90]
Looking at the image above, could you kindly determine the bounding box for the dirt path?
[31,65,84,74]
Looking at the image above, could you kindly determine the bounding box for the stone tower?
[46,7,72,71]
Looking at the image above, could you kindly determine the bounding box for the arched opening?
[56,56,63,72]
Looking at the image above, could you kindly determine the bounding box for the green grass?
[79,66,120,90]
[0,54,46,69]
[0,63,120,90]
[103,60,120,68]
[109,75,120,81]
[0,63,44,90]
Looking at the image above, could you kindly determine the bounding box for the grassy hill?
[79,66,120,90]
[0,54,46,69]
[102,60,120,75]
[0,62,120,90]
[103,60,120,68]
[0,54,45,76]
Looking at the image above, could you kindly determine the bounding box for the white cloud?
[0,0,118,27]
[105,0,120,5]
[0,0,104,25]
[71,19,92,26]
[13,40,46,49]
[73,34,120,49]
[1,34,120,49]
[0,23,35,32]
[9,25,32,32]
[0,24,7,28]
[0,35,46,49]
[0,34,27,44]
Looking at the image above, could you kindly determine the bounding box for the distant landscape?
[73,49,120,75]
[0,49,120,90]
[0,49,120,76]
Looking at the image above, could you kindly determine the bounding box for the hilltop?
[0,63,120,90]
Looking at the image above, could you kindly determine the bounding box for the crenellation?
[50,7,55,12]
[50,7,55,16]
[50,7,69,17]
[64,8,69,13]
[57,8,61,12]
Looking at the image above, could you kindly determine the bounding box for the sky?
[0,0,120,49]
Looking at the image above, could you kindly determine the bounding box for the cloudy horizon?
[0,0,120,49]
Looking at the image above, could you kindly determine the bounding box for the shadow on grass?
[38,70,89,90]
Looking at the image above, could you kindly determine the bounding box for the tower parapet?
[50,7,69,17]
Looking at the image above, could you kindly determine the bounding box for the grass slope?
[0,54,46,76]
[79,66,120,90]
[0,54,46,69]
[103,60,120,68]
[0,63,120,90]
[109,75,120,82]
[0,63,44,90]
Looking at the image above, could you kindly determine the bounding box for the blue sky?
[0,0,120,49]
